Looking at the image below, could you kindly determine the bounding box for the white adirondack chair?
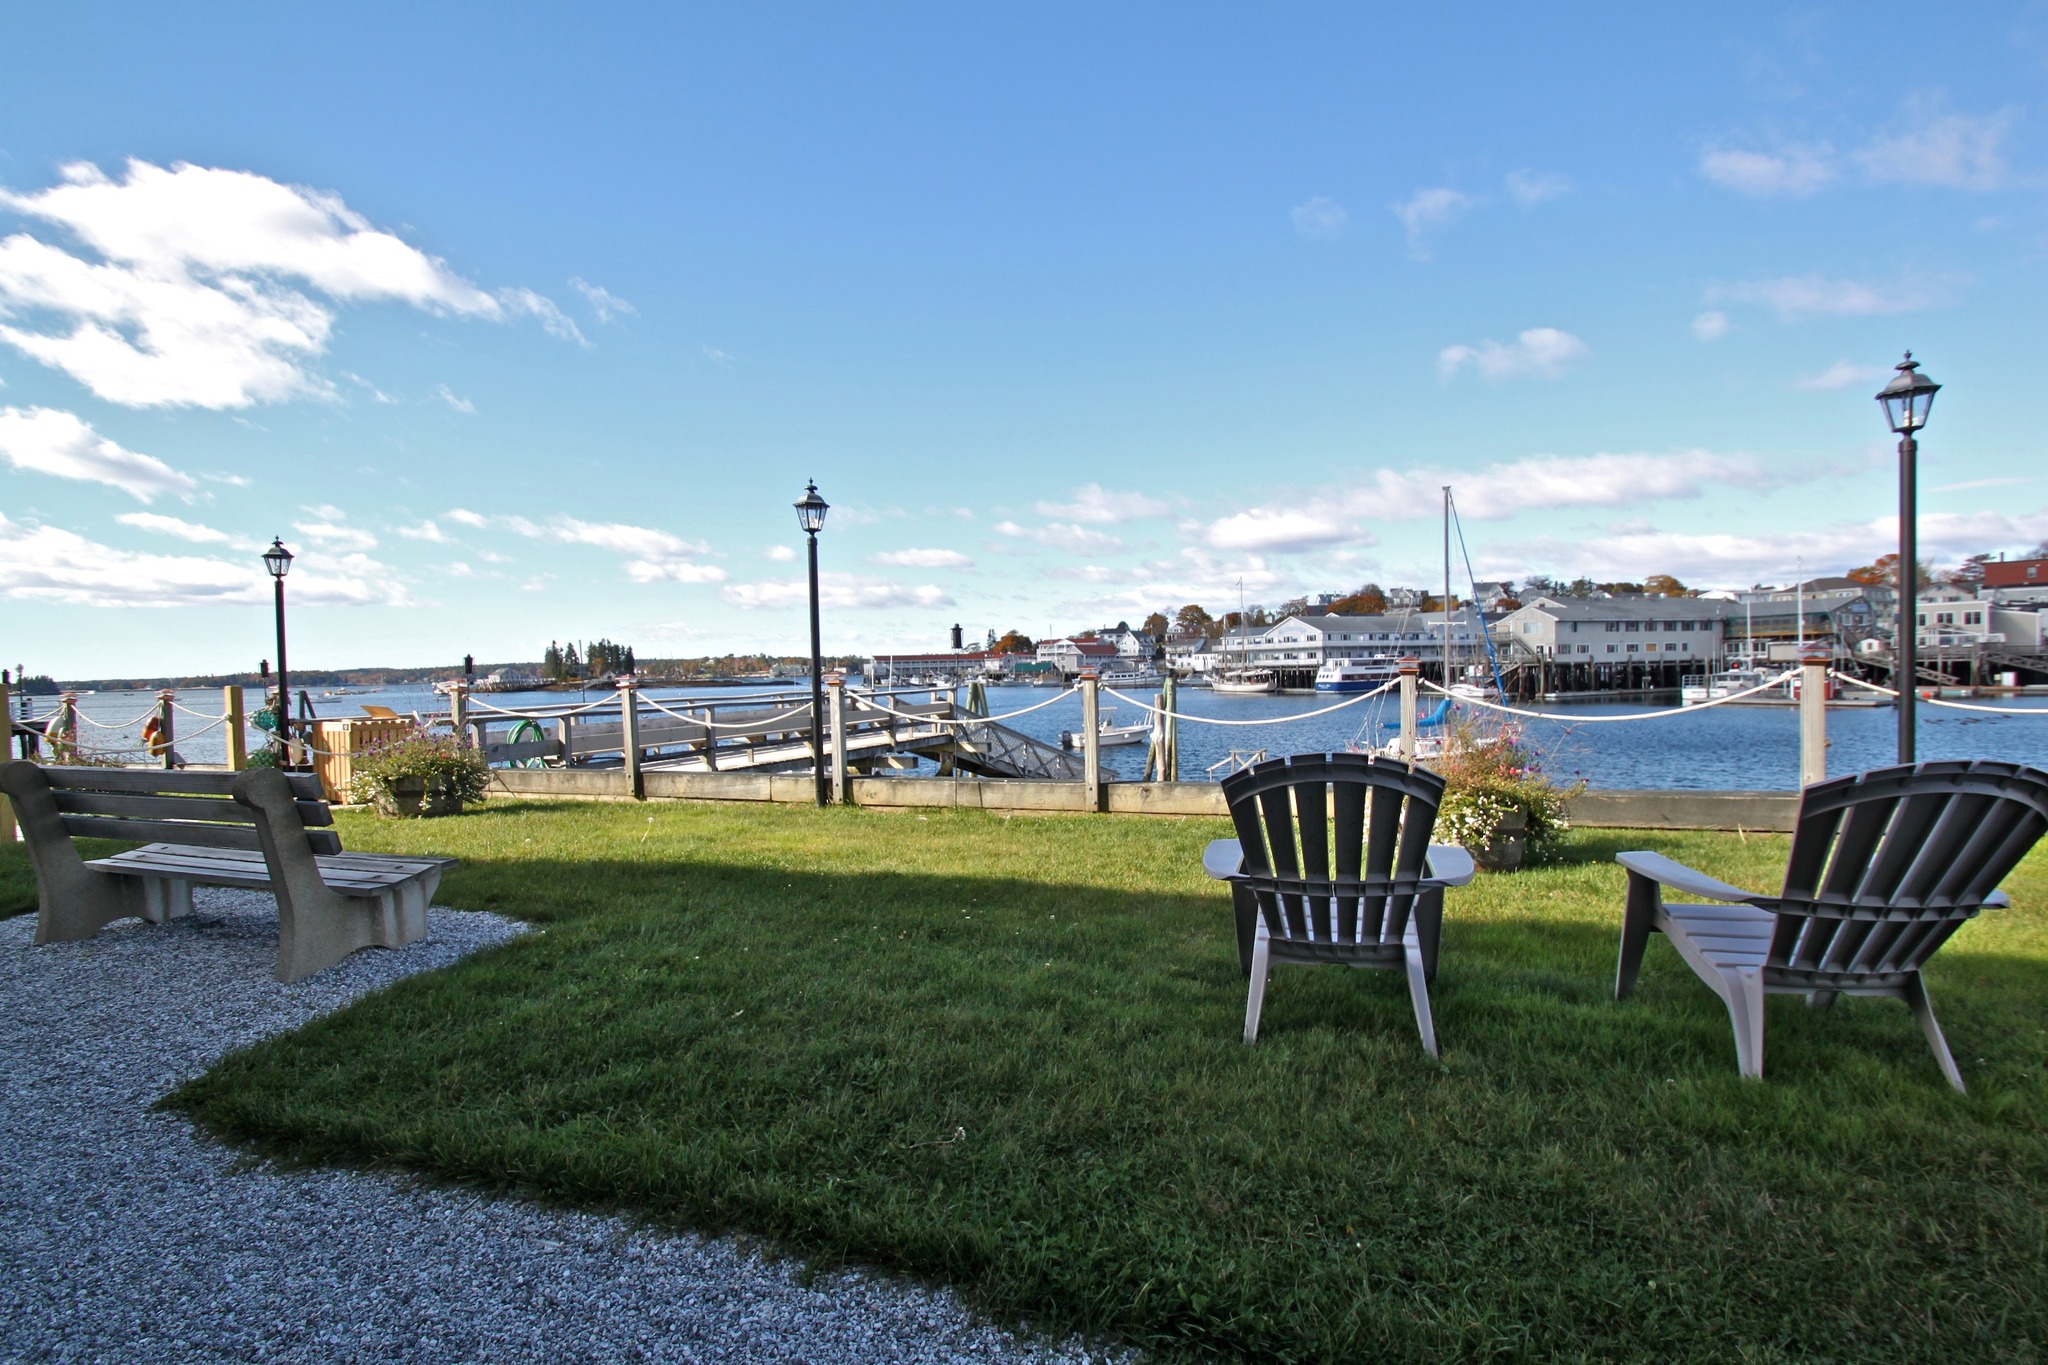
[1614,760,2048,1091]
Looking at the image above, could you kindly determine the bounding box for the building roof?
[1510,596,1734,622]
[1984,557,2048,588]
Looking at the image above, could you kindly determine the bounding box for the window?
[1647,643,1658,652]
[1624,621,1641,632]
[1606,644,1618,654]
[1936,612,1954,626]
[1604,622,1621,633]
[1627,644,1639,653]
[1579,644,1591,654]
[1965,611,1983,626]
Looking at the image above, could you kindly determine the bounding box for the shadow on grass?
[168,832,2048,1364]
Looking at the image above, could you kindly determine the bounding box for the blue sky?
[3,3,2046,677]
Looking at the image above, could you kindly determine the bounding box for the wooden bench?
[0,760,458,983]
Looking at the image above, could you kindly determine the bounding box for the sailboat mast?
[1442,485,1452,685]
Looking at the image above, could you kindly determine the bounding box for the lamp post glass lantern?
[794,482,830,805]
[1875,353,1940,765]
[262,537,294,766]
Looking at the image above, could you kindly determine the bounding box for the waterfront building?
[1035,637,1120,678]
[1730,581,1885,663]
[1239,611,1488,688]
[1983,556,2048,605]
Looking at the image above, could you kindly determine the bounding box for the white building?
[1491,596,1731,664]
[1243,611,1487,669]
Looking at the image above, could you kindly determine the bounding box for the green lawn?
[165,799,2048,1362]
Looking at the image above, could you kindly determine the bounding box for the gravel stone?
[0,890,1129,1363]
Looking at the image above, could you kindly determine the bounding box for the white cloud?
[0,159,572,409]
[1504,170,1571,206]
[1691,310,1731,342]
[1710,274,1949,321]
[1291,196,1349,240]
[1699,145,1835,197]
[570,277,637,323]
[114,511,235,544]
[871,548,974,569]
[444,507,489,528]
[625,560,727,584]
[1857,109,2014,190]
[1033,484,1170,524]
[1045,564,1144,584]
[451,512,725,584]
[1930,477,2030,494]
[721,573,953,610]
[1792,360,1889,391]
[0,405,197,501]
[434,383,476,414]
[292,517,378,552]
[1204,508,1363,553]
[1339,450,1778,522]
[1392,187,1475,258]
[765,544,795,562]
[498,287,586,346]
[1438,327,1589,382]
[396,519,450,543]
[993,520,1123,554]
[0,512,411,607]
[1493,507,2048,589]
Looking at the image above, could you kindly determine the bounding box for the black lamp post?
[261,537,295,765]
[794,481,830,806]
[1875,352,1941,765]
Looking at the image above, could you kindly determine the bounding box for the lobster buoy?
[142,716,169,758]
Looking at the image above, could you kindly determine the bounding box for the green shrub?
[345,731,489,811]
[1433,714,1581,859]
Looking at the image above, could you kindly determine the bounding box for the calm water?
[25,681,2048,791]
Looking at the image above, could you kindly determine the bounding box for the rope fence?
[1421,670,1800,723]
[1830,670,2048,716]
[1100,679,1398,725]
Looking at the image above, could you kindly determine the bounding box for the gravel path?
[0,892,1128,1364]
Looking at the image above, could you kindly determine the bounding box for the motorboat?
[1059,708,1150,749]
[1314,658,1401,693]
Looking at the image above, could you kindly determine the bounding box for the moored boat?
[1314,658,1400,693]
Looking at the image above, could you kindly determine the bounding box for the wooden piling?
[0,670,13,841]
[1799,645,1830,788]
[224,685,247,771]
[619,680,643,799]
[1080,670,1104,811]
[827,673,849,804]
[1398,657,1420,761]
[154,690,175,769]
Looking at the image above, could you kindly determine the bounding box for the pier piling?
[1799,646,1830,788]
[1398,657,1420,761]
[224,685,246,771]
[1081,670,1103,811]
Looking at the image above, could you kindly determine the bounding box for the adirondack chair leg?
[1806,990,1840,1011]
[1405,946,1439,1059]
[1243,934,1271,1044]
[1414,889,1444,986]
[1231,885,1258,979]
[1614,869,1660,1000]
[1722,971,1766,1080]
[1902,974,1967,1093]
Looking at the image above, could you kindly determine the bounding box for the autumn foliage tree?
[1329,583,1388,615]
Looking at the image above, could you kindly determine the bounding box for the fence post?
[56,692,79,763]
[0,670,13,841]
[224,685,247,771]
[1080,669,1103,811]
[447,681,470,746]
[1398,657,1420,761]
[153,690,175,769]
[827,672,849,804]
[619,679,643,799]
[1161,673,1178,781]
[1799,645,1830,788]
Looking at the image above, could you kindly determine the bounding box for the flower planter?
[374,776,465,819]
[1466,807,1527,873]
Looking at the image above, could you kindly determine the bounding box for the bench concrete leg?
[138,877,193,924]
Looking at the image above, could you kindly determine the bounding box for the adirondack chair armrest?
[1203,838,1244,881]
[1615,850,1768,905]
[1983,889,2009,910]
[1424,844,1476,888]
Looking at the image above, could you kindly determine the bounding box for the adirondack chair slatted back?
[27,764,340,855]
[1770,761,2048,983]
[1222,753,1444,948]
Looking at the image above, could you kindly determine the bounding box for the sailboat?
[1211,578,1278,695]
[1438,486,1498,701]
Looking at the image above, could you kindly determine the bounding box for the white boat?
[1059,708,1149,749]
[1098,664,1162,688]
[1211,669,1277,695]
[1315,658,1400,693]
[1446,666,1497,702]
[1679,668,1757,705]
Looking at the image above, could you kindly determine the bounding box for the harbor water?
[21,681,2048,793]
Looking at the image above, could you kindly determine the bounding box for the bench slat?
[58,788,334,827]
[42,767,324,800]
[92,843,453,894]
[59,815,342,856]
[55,790,257,824]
